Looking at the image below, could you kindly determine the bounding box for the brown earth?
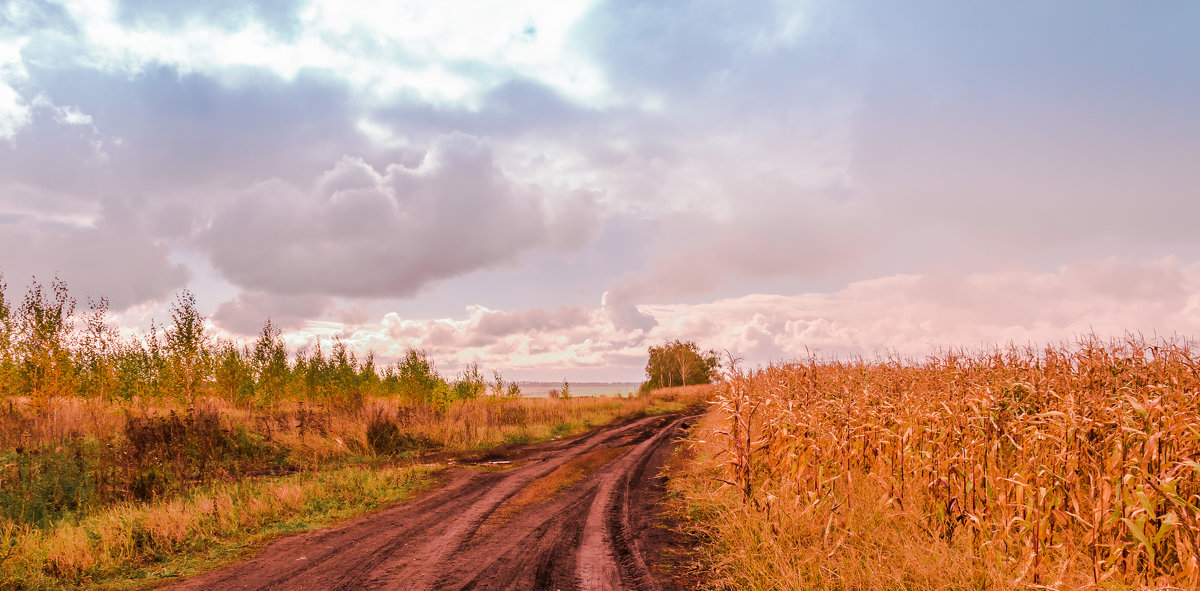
[171,411,701,590]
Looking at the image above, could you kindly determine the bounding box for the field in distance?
[517,381,641,398]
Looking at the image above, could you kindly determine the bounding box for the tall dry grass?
[674,336,1200,589]
[0,390,696,588]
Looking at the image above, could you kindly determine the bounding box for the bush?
[366,413,436,455]
[0,436,94,527]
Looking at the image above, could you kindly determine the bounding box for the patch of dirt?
[169,411,703,590]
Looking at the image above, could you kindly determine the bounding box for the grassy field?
[0,390,697,590]
[668,336,1200,590]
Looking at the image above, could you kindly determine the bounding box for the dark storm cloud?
[202,132,599,298]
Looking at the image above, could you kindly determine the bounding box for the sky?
[2,1,1200,380]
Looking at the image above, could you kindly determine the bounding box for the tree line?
[0,274,520,409]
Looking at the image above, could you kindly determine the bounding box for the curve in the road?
[172,412,697,591]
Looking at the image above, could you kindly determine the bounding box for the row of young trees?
[0,274,520,409]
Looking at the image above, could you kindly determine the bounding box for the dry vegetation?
[0,393,687,589]
[0,275,692,589]
[671,336,1200,590]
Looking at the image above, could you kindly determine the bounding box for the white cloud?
[269,257,1200,380]
[53,105,93,126]
[0,37,32,141]
[51,0,608,107]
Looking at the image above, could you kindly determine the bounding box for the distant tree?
[560,378,571,400]
[490,369,521,398]
[642,339,719,393]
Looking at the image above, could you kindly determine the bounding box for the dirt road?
[173,412,698,590]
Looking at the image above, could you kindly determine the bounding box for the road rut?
[172,412,697,591]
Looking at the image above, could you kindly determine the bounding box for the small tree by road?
[641,339,719,393]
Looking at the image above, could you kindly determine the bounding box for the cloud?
[3,0,1200,383]
[0,36,32,141]
[0,182,101,225]
[28,0,605,108]
[14,64,366,190]
[292,256,1200,380]
[202,132,599,298]
[646,257,1200,362]
[0,201,190,309]
[212,290,332,336]
[112,0,306,37]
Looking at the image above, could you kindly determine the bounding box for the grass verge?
[0,388,709,589]
[0,463,437,590]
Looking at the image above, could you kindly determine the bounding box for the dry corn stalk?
[712,335,1200,587]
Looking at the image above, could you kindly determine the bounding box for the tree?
[0,273,15,395]
[251,318,290,404]
[164,290,209,403]
[18,276,77,406]
[391,348,448,405]
[490,369,521,398]
[642,339,719,392]
[451,361,486,400]
[77,296,117,398]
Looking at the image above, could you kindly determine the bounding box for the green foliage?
[117,407,285,501]
[164,291,209,403]
[251,319,289,404]
[214,341,255,404]
[76,297,117,398]
[17,276,77,406]
[386,348,449,405]
[0,437,94,527]
[0,273,15,396]
[643,339,719,391]
[0,275,531,410]
[451,361,486,400]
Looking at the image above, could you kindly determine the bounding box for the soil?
[170,411,701,590]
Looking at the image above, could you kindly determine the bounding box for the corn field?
[711,336,1200,588]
